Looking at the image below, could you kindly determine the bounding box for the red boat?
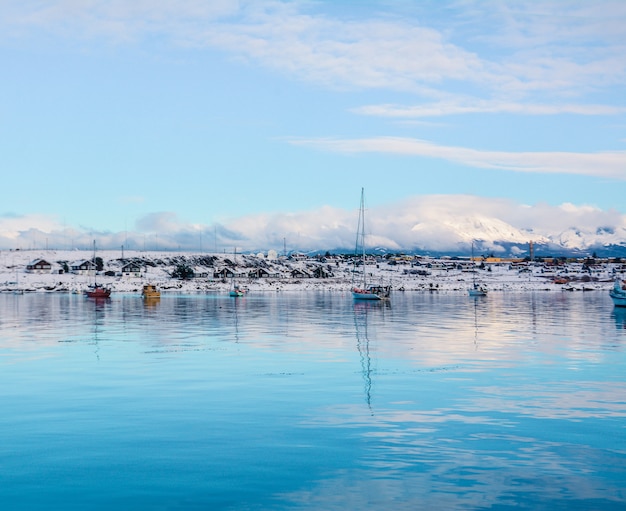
[85,240,111,298]
[85,284,111,299]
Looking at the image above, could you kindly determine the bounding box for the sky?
[1,0,625,254]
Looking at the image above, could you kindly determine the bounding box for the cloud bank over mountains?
[1,196,624,255]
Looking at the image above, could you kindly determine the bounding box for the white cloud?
[3,0,625,101]
[288,137,626,180]
[209,195,626,253]
[136,212,187,233]
[6,0,239,42]
[1,196,625,253]
[353,101,626,118]
[0,213,63,240]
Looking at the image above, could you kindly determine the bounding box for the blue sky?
[1,1,625,253]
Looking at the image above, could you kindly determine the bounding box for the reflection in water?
[471,295,480,349]
[613,307,626,330]
[0,291,624,510]
[231,294,242,342]
[143,297,160,308]
[353,302,376,410]
[90,298,108,360]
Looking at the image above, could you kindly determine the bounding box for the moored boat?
[468,284,487,297]
[468,241,487,297]
[85,240,111,298]
[352,284,391,300]
[609,278,626,307]
[229,248,248,297]
[142,284,160,299]
[351,188,390,301]
[86,284,111,299]
[229,284,248,297]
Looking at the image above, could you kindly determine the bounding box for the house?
[313,266,332,279]
[291,268,312,279]
[289,253,308,261]
[121,262,142,277]
[70,260,96,275]
[26,259,52,274]
[248,268,273,279]
[215,267,234,278]
[192,267,209,278]
[214,267,246,279]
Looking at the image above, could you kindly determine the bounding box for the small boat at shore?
[468,284,488,297]
[352,284,391,300]
[142,284,160,299]
[86,284,111,299]
[229,283,248,297]
[609,278,626,307]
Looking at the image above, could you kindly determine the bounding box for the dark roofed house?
[313,266,332,279]
[248,268,273,278]
[290,268,311,279]
[214,267,244,279]
[192,267,209,278]
[70,260,95,275]
[26,259,52,274]
[122,262,142,277]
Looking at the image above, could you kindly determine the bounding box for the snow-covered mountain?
[1,195,625,256]
[406,214,626,256]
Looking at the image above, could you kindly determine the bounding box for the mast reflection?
[353,300,389,412]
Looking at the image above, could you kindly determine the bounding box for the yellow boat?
[141,284,161,299]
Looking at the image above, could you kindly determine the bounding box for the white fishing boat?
[609,278,626,307]
[351,188,390,301]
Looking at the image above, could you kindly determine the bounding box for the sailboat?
[229,248,248,297]
[609,278,626,307]
[351,188,391,301]
[468,241,487,297]
[85,240,111,298]
[229,280,248,297]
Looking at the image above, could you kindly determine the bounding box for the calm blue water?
[1,291,625,510]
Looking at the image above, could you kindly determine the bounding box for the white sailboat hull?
[468,289,487,297]
[352,286,391,300]
[610,279,626,307]
[352,290,383,300]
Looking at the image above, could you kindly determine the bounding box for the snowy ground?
[0,249,622,295]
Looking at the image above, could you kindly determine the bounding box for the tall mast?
[353,188,367,288]
[361,189,366,288]
[472,241,477,287]
[92,240,98,287]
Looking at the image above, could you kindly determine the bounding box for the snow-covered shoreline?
[0,249,622,295]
